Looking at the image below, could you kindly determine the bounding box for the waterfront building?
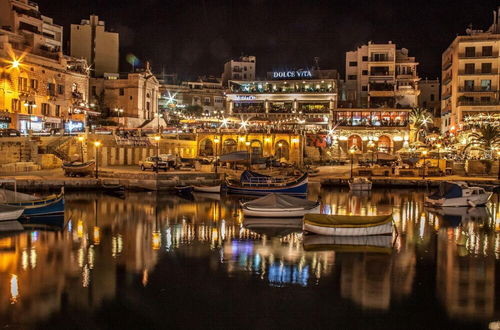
[0,1,92,133]
[90,64,160,128]
[441,8,500,134]
[222,55,256,87]
[70,15,119,77]
[418,78,440,128]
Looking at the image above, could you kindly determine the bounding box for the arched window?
[250,140,262,157]
[275,140,289,160]
[199,139,214,156]
[222,139,237,154]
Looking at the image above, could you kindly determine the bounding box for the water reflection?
[0,188,498,328]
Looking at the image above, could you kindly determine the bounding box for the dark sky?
[37,0,500,80]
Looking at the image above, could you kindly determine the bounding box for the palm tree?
[409,107,433,142]
[465,123,500,159]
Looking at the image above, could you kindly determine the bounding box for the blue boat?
[226,170,309,196]
[175,185,194,194]
[5,190,64,218]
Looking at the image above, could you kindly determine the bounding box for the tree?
[183,104,203,117]
[465,123,500,159]
[409,107,433,142]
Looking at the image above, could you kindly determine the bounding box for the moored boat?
[62,161,95,177]
[241,193,319,217]
[0,205,24,221]
[303,234,392,253]
[349,177,372,191]
[303,213,393,236]
[3,189,65,218]
[425,181,492,207]
[193,185,221,193]
[243,217,303,237]
[226,170,308,196]
[175,185,193,194]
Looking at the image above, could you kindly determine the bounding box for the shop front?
[0,112,13,129]
[44,117,63,132]
[18,115,44,134]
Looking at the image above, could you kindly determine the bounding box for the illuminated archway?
[378,135,391,153]
[199,138,214,156]
[222,138,237,154]
[250,139,263,157]
[348,135,362,150]
[275,140,289,160]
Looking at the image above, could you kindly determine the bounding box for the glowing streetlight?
[77,136,85,161]
[11,60,20,68]
[152,231,161,250]
[349,148,356,179]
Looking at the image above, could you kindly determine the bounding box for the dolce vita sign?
[272,69,313,79]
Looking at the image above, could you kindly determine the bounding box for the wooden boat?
[5,190,64,218]
[101,183,125,193]
[243,217,303,237]
[226,170,308,196]
[303,213,393,236]
[175,185,193,194]
[0,220,24,232]
[62,161,95,177]
[193,185,221,193]
[241,193,320,217]
[0,205,24,221]
[425,181,492,207]
[349,177,372,191]
[302,234,392,253]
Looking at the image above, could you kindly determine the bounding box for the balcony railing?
[442,76,452,85]
[442,60,452,70]
[370,56,394,62]
[458,86,497,93]
[369,83,394,91]
[369,71,394,77]
[458,52,498,58]
[233,107,265,113]
[458,100,500,106]
[459,69,498,75]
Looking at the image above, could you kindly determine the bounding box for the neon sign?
[272,70,312,79]
[234,95,256,100]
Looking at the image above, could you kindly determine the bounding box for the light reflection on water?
[0,186,498,328]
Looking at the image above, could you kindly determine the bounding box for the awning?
[45,117,62,124]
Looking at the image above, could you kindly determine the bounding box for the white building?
[70,15,119,77]
[222,55,256,86]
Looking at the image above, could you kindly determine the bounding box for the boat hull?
[7,194,65,218]
[303,234,393,252]
[193,185,221,193]
[242,204,320,217]
[0,205,24,221]
[227,176,308,196]
[425,193,492,207]
[304,221,393,236]
[349,182,372,191]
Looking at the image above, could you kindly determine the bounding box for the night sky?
[37,0,500,81]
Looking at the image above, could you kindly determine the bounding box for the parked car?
[0,129,21,137]
[158,154,181,169]
[139,157,168,171]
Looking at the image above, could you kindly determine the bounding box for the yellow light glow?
[291,138,299,143]
[245,141,251,146]
[152,231,161,250]
[93,226,100,245]
[422,150,428,156]
[93,141,101,147]
[238,137,245,142]
[11,60,20,68]
[10,274,19,304]
[77,220,84,238]
[214,137,220,144]
[278,143,283,148]
[77,136,84,142]
[264,137,271,143]
[154,135,161,141]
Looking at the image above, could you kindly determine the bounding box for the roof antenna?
[314,57,320,70]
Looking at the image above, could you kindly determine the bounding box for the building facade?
[222,55,256,86]
[70,15,119,77]
[0,1,91,133]
[418,78,440,127]
[441,10,500,133]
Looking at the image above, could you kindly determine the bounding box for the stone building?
[222,55,256,87]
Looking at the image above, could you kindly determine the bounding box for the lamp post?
[246,141,251,169]
[23,101,37,135]
[94,141,101,179]
[214,137,220,174]
[154,135,161,173]
[349,148,355,179]
[422,150,428,179]
[78,136,85,162]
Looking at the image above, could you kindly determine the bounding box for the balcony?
[233,106,265,114]
[370,56,394,62]
[442,60,452,71]
[458,100,500,106]
[458,86,497,93]
[369,90,394,97]
[369,82,394,91]
[442,76,452,85]
[369,71,394,78]
[458,69,498,75]
[269,108,294,114]
[458,52,498,59]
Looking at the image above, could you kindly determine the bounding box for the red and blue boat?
[226,170,309,196]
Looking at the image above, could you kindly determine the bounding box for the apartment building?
[441,8,500,133]
[70,15,119,77]
[222,55,256,86]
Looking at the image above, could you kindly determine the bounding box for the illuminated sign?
[272,69,312,79]
[234,95,256,100]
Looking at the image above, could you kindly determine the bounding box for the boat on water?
[226,170,308,196]
[62,161,95,177]
[303,213,393,236]
[175,185,194,194]
[303,234,392,253]
[0,205,24,221]
[427,206,488,227]
[425,181,492,207]
[349,177,372,191]
[193,185,221,193]
[0,220,24,232]
[243,217,303,237]
[241,193,320,217]
[0,188,64,218]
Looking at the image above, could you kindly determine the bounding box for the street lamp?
[94,141,101,179]
[349,148,356,179]
[78,136,85,162]
[214,137,220,174]
[246,141,251,169]
[154,135,161,173]
[422,150,428,179]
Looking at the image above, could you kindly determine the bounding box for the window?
[464,80,474,91]
[464,63,475,74]
[146,102,150,111]
[55,105,60,117]
[349,61,358,67]
[119,88,124,96]
[41,103,50,116]
[204,97,211,106]
[423,101,427,108]
[482,46,493,56]
[481,63,492,73]
[480,79,491,91]
[361,85,368,91]
[347,75,357,80]
[362,70,368,75]
[362,56,368,61]
[243,73,247,79]
[465,47,475,57]
[47,83,55,96]
[244,66,247,71]
[372,53,388,61]
[18,77,28,91]
[430,94,435,101]
[57,84,64,95]
[92,86,97,96]
[481,96,491,103]
[11,99,20,112]
[30,79,38,90]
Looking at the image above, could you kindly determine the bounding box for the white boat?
[0,205,24,221]
[243,217,303,237]
[303,213,393,236]
[349,177,372,191]
[193,185,221,193]
[241,193,320,218]
[425,181,492,207]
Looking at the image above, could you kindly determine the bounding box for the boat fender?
[467,200,476,208]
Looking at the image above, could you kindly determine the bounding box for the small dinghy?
[303,213,393,236]
[175,185,193,194]
[243,217,303,237]
[425,181,492,207]
[193,185,221,193]
[0,205,24,221]
[241,193,320,218]
[303,234,393,253]
[349,177,372,191]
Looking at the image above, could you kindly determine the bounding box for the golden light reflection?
[93,226,101,245]
[142,269,148,287]
[152,231,161,250]
[77,220,84,238]
[82,265,90,287]
[10,274,19,304]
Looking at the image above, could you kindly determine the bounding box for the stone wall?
[0,137,38,164]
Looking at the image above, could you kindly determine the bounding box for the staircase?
[45,136,72,162]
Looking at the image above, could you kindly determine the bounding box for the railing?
[459,69,498,75]
[232,107,265,113]
[370,56,394,62]
[458,86,497,92]
[369,71,394,76]
[442,60,452,70]
[369,83,394,91]
[458,52,498,58]
[458,100,500,106]
[230,88,335,94]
